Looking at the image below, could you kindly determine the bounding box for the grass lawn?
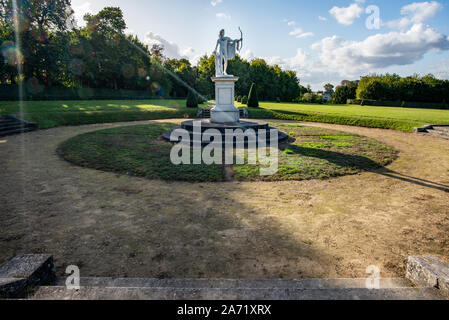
[238,102,449,132]
[0,99,206,129]
[58,122,397,182]
[1,99,449,131]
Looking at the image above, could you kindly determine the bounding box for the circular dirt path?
[1,120,448,279]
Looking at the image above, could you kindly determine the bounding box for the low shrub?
[186,90,198,108]
[247,83,259,108]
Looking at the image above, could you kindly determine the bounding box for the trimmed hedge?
[247,83,259,108]
[347,99,449,109]
[186,89,198,108]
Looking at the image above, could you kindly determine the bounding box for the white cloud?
[257,1,448,90]
[285,20,314,39]
[429,58,449,79]
[329,3,363,25]
[311,23,449,77]
[144,32,201,63]
[296,32,314,39]
[386,1,443,30]
[318,16,327,21]
[72,1,91,27]
[402,1,442,22]
[258,21,449,90]
[240,49,255,61]
[289,27,314,39]
[261,49,337,90]
[216,12,231,19]
[211,0,222,6]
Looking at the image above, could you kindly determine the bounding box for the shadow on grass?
[285,145,449,193]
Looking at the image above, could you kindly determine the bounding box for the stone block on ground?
[406,255,449,297]
[0,254,56,298]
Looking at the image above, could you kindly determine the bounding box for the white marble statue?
[213,28,243,77]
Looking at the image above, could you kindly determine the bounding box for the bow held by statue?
[238,27,243,51]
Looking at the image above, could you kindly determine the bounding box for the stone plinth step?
[31,286,445,300]
[29,277,447,300]
[55,277,413,289]
[197,108,248,119]
[162,119,289,147]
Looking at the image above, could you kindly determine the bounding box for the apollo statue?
[213,28,243,77]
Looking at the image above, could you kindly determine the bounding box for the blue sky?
[71,0,449,90]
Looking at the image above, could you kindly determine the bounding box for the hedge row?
[347,99,449,109]
[248,108,424,132]
[0,85,159,101]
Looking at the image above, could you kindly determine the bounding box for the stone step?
[55,277,413,289]
[0,119,20,125]
[0,254,55,299]
[427,130,449,139]
[0,126,36,137]
[0,123,25,131]
[0,115,38,137]
[31,286,445,300]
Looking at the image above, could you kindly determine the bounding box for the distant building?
[322,91,334,102]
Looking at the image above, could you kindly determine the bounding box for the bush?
[276,97,281,103]
[331,82,357,104]
[241,95,248,105]
[186,89,198,108]
[298,93,324,104]
[235,95,241,102]
[247,83,259,108]
[347,99,361,105]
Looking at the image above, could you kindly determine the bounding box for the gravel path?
[1,120,448,279]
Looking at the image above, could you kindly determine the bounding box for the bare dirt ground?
[1,120,448,279]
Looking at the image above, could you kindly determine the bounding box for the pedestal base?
[211,108,240,123]
[211,76,240,124]
[162,119,289,147]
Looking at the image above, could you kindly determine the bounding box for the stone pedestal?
[211,76,240,124]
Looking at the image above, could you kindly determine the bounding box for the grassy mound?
[58,122,397,182]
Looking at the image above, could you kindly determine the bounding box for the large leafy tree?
[0,0,74,86]
[1,3,306,101]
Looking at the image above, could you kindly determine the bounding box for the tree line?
[0,1,303,102]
